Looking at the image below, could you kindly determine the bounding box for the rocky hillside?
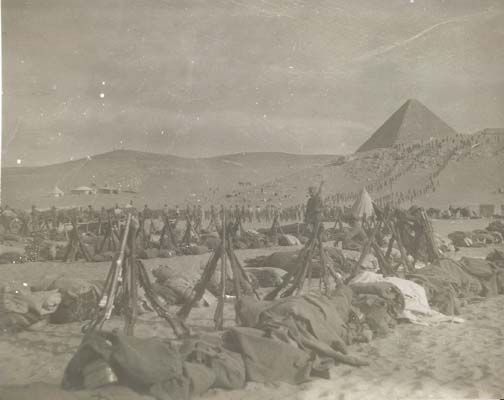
[223,130,504,209]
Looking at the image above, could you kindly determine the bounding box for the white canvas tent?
[351,188,374,219]
[97,186,120,194]
[51,186,64,197]
[71,186,95,195]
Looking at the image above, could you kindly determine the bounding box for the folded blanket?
[350,270,464,325]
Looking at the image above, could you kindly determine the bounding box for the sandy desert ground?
[0,219,503,399]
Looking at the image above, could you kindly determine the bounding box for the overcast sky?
[3,0,504,166]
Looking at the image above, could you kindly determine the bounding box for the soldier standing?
[304,185,323,232]
[86,205,95,221]
[50,206,58,230]
[31,205,40,232]
[195,204,203,232]
[142,204,152,219]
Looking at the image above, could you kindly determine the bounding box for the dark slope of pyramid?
[356,99,457,152]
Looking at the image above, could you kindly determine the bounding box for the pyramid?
[356,99,457,152]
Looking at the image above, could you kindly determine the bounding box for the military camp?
[2,1,504,400]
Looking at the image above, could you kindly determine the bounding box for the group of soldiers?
[0,182,329,238]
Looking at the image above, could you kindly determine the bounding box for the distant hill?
[226,130,504,209]
[1,150,337,209]
[357,99,457,153]
[4,130,504,212]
